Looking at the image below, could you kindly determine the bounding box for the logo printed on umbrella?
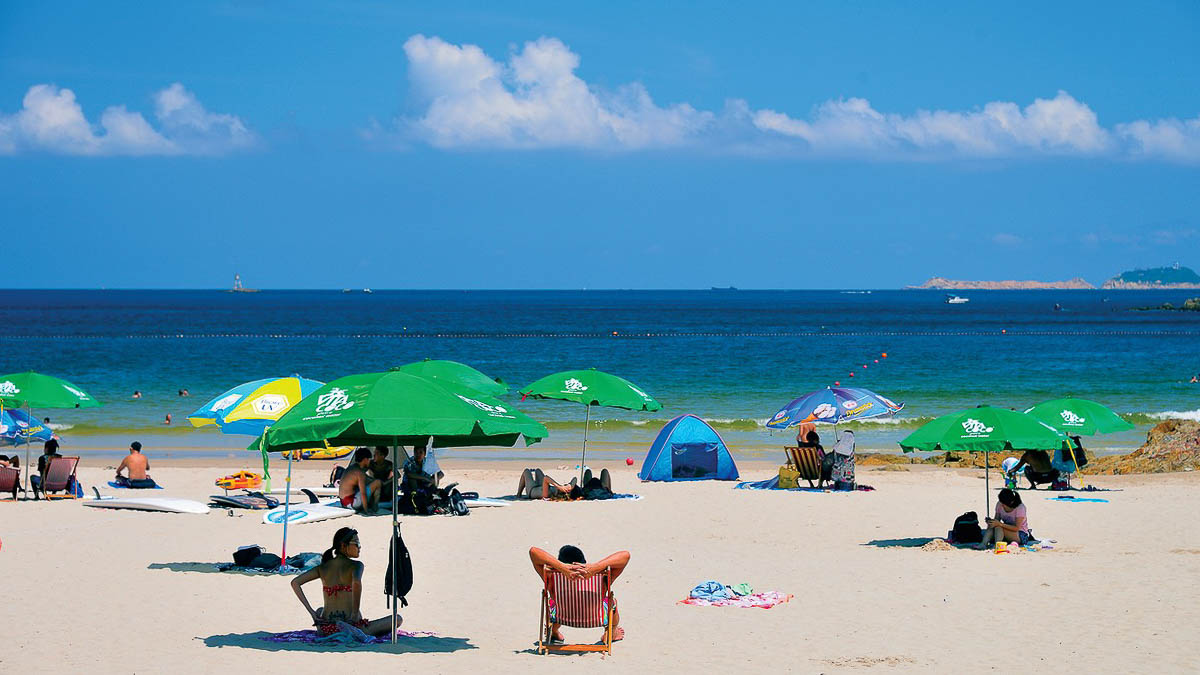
[314,388,355,414]
[842,400,859,409]
[628,385,650,400]
[251,394,289,415]
[0,381,20,396]
[814,403,838,419]
[210,393,241,412]
[771,410,787,421]
[879,396,899,409]
[563,378,588,394]
[455,394,514,418]
[63,384,88,399]
[961,418,994,436]
[1059,410,1086,426]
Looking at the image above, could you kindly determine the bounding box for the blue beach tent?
[639,414,739,481]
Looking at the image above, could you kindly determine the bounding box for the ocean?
[2,289,1198,460]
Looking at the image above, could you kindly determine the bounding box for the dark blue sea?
[2,289,1198,457]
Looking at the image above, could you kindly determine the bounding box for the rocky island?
[1102,264,1200,289]
[909,277,1095,290]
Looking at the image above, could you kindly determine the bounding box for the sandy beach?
[4,453,1200,673]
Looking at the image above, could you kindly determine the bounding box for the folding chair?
[39,456,80,500]
[784,446,824,488]
[538,566,615,655]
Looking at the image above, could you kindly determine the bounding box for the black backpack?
[950,511,983,544]
[384,523,413,607]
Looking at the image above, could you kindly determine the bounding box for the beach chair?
[0,466,20,501]
[39,456,80,500]
[784,446,824,488]
[537,566,615,655]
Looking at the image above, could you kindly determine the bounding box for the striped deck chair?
[0,466,20,501]
[784,446,824,488]
[40,456,80,500]
[538,566,615,655]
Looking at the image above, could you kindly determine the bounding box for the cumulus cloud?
[391,35,1200,162]
[0,83,254,156]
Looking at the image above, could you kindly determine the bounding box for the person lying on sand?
[516,468,582,500]
[338,448,382,513]
[979,488,1031,549]
[114,441,158,488]
[530,545,630,642]
[1011,449,1059,489]
[291,527,391,637]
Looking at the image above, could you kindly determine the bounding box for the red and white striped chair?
[538,566,615,655]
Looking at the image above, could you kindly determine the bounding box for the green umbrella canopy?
[1023,398,1134,436]
[519,368,661,411]
[899,405,1066,453]
[395,359,508,398]
[0,371,101,409]
[253,369,547,453]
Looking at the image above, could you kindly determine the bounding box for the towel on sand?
[264,626,437,645]
[680,591,792,609]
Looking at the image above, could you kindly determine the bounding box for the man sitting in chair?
[530,545,630,643]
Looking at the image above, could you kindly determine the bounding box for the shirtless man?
[338,447,382,513]
[1011,449,1059,489]
[115,441,157,488]
[530,545,630,643]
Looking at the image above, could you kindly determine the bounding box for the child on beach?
[291,527,392,637]
[979,488,1031,549]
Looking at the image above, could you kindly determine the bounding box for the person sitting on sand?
[517,468,582,500]
[291,527,391,637]
[369,446,394,483]
[581,468,614,500]
[114,441,157,488]
[979,488,1031,549]
[1011,449,1059,489]
[529,545,630,643]
[338,447,381,513]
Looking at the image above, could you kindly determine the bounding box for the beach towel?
[735,478,870,492]
[680,591,792,609]
[263,626,437,646]
[688,580,732,602]
[108,480,163,490]
[1047,496,1109,503]
[217,552,321,575]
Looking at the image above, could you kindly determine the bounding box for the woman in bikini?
[290,527,393,636]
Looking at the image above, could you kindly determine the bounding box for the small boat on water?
[945,294,969,304]
[363,288,373,294]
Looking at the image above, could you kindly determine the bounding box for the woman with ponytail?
[290,527,393,636]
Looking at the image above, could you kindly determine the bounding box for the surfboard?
[463,497,510,508]
[262,501,352,525]
[84,496,210,514]
[267,486,338,497]
[210,494,279,510]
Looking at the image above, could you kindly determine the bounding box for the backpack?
[448,488,469,516]
[950,511,983,544]
[384,524,413,607]
[232,545,262,567]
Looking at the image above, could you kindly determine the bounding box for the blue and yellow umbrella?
[188,376,324,436]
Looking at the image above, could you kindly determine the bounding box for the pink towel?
[679,591,792,609]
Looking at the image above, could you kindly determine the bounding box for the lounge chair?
[537,565,615,655]
[38,456,80,500]
[0,466,20,501]
[784,446,824,488]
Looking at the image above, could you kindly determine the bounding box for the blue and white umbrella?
[766,387,903,429]
[0,407,53,446]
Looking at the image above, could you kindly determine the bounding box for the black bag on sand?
[448,488,469,516]
[233,545,262,566]
[950,512,983,544]
[385,524,413,608]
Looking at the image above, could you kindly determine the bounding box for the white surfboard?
[267,486,338,497]
[84,496,211,515]
[262,501,352,525]
[464,497,510,508]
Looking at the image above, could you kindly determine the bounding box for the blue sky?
[2,1,1198,289]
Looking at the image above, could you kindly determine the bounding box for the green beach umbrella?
[0,371,101,493]
[520,368,661,481]
[900,405,1067,512]
[395,359,509,398]
[1023,398,1134,436]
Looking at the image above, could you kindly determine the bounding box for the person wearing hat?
[115,441,157,488]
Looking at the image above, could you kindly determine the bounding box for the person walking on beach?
[338,448,381,513]
[115,441,157,488]
[291,527,392,637]
[979,488,1031,549]
[529,545,630,642]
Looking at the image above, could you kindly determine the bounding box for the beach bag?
[249,553,282,570]
[950,512,982,544]
[385,524,413,607]
[448,488,469,516]
[233,545,263,567]
[778,466,800,489]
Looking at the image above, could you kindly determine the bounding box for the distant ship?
[228,274,259,293]
[363,288,373,294]
[945,294,969,304]
[710,286,738,291]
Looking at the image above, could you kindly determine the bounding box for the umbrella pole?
[278,451,294,567]
[580,404,591,484]
[984,451,990,515]
[25,404,33,497]
[392,437,399,645]
[1066,441,1088,490]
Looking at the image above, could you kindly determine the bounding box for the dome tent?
[638,414,739,481]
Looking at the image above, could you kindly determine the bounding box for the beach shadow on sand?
[201,632,476,654]
[861,537,938,548]
[148,562,228,574]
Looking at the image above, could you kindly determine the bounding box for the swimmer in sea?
[132,391,142,399]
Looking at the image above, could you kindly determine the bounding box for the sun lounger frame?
[537,565,614,655]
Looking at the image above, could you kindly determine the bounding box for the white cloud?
[391,35,1200,163]
[992,233,1024,246]
[0,83,254,156]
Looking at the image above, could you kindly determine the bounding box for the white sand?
[3,456,1200,673]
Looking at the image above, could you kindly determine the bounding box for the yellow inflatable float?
[283,445,354,461]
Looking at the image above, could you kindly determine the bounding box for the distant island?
[908,277,1094,290]
[1101,264,1200,289]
